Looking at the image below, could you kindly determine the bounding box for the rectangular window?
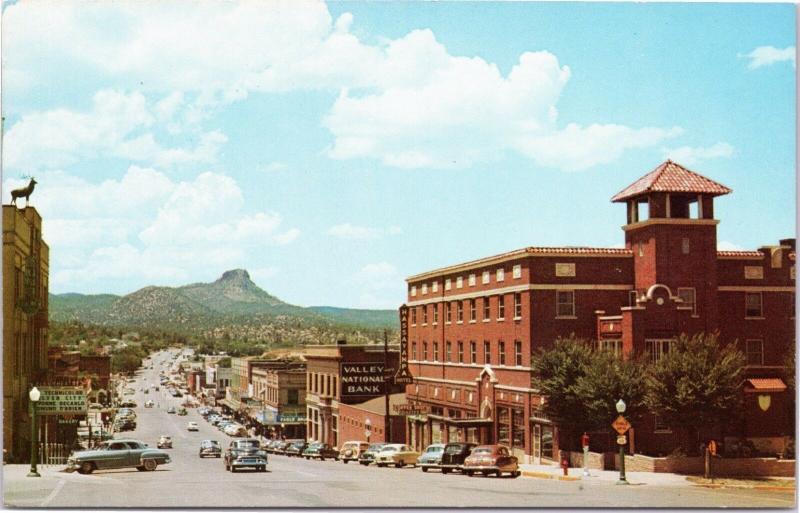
[498,295,505,319]
[457,301,464,322]
[470,341,477,364]
[514,340,523,366]
[456,276,463,289]
[432,281,438,292]
[497,268,505,282]
[468,273,476,286]
[653,415,671,433]
[513,264,522,279]
[411,308,417,325]
[457,341,464,363]
[411,285,417,296]
[629,290,638,307]
[745,292,763,317]
[423,342,428,361]
[556,290,575,317]
[470,299,477,321]
[446,341,452,362]
[445,278,452,290]
[433,342,439,362]
[512,408,525,448]
[288,389,299,405]
[422,283,428,295]
[598,339,623,356]
[681,238,690,254]
[482,271,490,284]
[514,292,522,319]
[499,341,506,365]
[433,303,439,324]
[498,408,510,446]
[645,339,673,364]
[677,287,696,315]
[422,305,428,324]
[446,302,452,323]
[412,341,417,360]
[746,339,764,366]
[484,340,491,365]
[483,297,491,320]
[638,242,644,257]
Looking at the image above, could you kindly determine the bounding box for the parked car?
[338,441,370,463]
[224,438,267,472]
[66,439,171,474]
[358,443,386,466]
[187,422,199,432]
[167,407,176,414]
[285,440,308,457]
[198,440,221,458]
[303,442,339,461]
[157,435,173,449]
[463,444,521,478]
[374,444,420,468]
[417,443,445,472]
[440,442,477,474]
[144,400,154,408]
[275,440,302,455]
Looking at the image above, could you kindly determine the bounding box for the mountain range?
[49,269,399,344]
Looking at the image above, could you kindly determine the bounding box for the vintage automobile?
[157,435,173,449]
[144,400,155,408]
[187,421,199,432]
[274,439,303,455]
[463,444,521,478]
[302,442,339,461]
[338,441,370,463]
[65,439,170,474]
[198,439,221,458]
[374,444,420,468]
[440,442,477,474]
[224,438,268,472]
[167,407,177,414]
[285,440,308,457]
[417,443,446,472]
[358,443,386,466]
[264,440,282,454]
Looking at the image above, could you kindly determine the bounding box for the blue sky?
[2,1,795,309]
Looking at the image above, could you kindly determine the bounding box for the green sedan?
[65,439,171,474]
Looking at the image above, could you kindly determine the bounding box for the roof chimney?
[780,238,795,250]
[336,339,347,346]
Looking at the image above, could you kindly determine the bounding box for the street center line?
[39,478,66,507]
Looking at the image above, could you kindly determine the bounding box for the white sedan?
[187,422,199,432]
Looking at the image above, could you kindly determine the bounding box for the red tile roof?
[611,160,732,202]
[717,250,763,258]
[525,247,632,256]
[744,378,787,393]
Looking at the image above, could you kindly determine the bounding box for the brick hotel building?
[402,161,795,463]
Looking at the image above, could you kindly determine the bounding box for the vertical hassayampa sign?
[339,363,385,398]
[394,304,413,384]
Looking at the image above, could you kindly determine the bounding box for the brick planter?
[607,453,796,477]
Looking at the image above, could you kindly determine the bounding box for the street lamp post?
[616,399,628,485]
[27,386,41,478]
[364,418,372,443]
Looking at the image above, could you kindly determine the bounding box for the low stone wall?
[567,450,605,470]
[609,453,796,477]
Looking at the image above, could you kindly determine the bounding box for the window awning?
[447,418,493,427]
[744,378,787,393]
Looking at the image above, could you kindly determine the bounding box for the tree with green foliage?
[111,348,143,374]
[644,333,745,454]
[217,356,231,368]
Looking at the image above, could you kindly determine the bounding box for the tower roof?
[611,160,732,202]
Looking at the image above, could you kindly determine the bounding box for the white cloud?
[18,167,299,293]
[327,223,403,240]
[353,262,403,309]
[742,46,796,70]
[4,90,227,171]
[663,142,735,166]
[5,1,681,172]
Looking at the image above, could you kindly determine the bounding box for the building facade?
[338,393,407,445]
[305,342,402,448]
[250,360,307,439]
[3,205,50,462]
[403,161,794,462]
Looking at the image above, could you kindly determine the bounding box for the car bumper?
[464,464,514,472]
[439,464,466,471]
[418,461,441,468]
[231,458,267,468]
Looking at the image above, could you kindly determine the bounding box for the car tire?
[79,461,95,475]
[143,459,157,471]
[216,454,221,458]
[466,470,475,476]
[136,466,146,471]
[343,460,348,464]
[512,471,521,478]
[421,467,428,472]
[442,468,451,474]
[495,470,502,478]
[482,470,490,476]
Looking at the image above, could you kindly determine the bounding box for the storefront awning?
[744,378,787,393]
[448,418,493,427]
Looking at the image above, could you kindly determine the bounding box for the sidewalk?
[2,464,68,507]
[519,462,691,487]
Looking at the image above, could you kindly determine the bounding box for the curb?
[522,471,581,481]
[691,484,795,492]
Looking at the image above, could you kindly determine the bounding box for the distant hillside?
[49,269,398,345]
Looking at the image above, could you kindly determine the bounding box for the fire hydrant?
[560,455,570,476]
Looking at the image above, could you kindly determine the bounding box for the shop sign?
[393,403,430,415]
[36,387,88,415]
[340,362,385,398]
[279,412,306,423]
[393,305,414,385]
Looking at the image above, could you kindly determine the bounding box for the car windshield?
[426,446,443,453]
[236,441,259,448]
[472,448,492,454]
[445,445,466,454]
[382,446,398,452]
[368,444,384,451]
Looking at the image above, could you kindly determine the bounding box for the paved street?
[3,349,795,508]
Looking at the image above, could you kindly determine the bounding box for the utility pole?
[384,329,391,443]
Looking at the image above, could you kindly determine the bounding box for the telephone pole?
[384,329,391,443]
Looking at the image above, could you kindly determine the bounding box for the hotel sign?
[340,362,386,398]
[394,304,414,385]
[35,387,88,416]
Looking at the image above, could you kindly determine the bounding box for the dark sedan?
[358,443,386,466]
[302,442,339,461]
[440,442,477,474]
[285,441,308,457]
[198,440,221,458]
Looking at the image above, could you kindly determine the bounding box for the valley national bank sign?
[339,363,385,398]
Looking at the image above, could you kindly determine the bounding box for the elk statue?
[10,178,37,206]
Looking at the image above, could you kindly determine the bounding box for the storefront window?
[512,408,524,449]
[432,422,442,444]
[541,426,555,460]
[498,408,510,446]
[466,427,478,443]
[448,425,460,442]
